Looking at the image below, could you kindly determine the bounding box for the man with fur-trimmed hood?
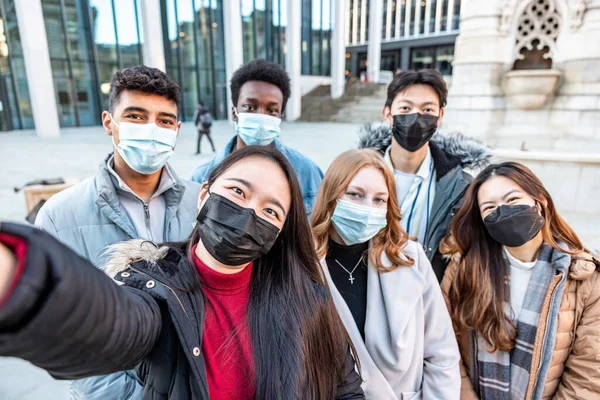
[358,69,492,282]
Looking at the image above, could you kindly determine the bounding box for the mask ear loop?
[197,185,212,211]
[109,114,120,151]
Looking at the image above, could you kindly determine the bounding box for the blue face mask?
[111,115,178,175]
[234,110,281,146]
[331,199,388,246]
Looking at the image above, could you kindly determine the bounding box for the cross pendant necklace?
[334,258,363,285]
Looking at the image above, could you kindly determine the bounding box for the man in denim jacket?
[191,59,323,217]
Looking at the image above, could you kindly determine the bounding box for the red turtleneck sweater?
[192,244,255,399]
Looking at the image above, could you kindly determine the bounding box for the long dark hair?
[441,161,584,352]
[185,146,353,399]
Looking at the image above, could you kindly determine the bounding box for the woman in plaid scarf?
[440,162,600,400]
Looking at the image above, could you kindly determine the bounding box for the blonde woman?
[311,148,460,399]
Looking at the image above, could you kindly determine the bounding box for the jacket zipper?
[143,204,154,242]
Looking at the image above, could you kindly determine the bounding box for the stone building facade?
[444,0,600,153]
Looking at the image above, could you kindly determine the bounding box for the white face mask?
[234,109,282,146]
[111,115,178,175]
[331,199,388,245]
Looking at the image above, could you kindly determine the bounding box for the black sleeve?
[0,222,162,380]
[335,346,365,399]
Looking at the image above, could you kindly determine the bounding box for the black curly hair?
[230,59,291,112]
[109,65,181,113]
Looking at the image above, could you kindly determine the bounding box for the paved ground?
[0,121,598,399]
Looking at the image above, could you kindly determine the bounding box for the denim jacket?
[191,135,324,218]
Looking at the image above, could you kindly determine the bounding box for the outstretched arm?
[0,222,162,380]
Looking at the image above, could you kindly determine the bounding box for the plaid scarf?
[474,244,570,400]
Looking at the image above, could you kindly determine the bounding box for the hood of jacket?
[103,239,176,282]
[357,122,492,171]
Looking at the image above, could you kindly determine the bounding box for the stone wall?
[444,0,600,153]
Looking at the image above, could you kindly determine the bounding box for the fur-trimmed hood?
[358,122,492,171]
[103,239,171,281]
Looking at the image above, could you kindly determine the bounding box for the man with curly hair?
[191,59,323,217]
[35,65,201,399]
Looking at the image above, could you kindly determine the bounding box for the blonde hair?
[311,148,413,272]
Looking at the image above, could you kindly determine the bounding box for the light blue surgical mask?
[331,199,388,246]
[234,109,281,146]
[111,115,178,175]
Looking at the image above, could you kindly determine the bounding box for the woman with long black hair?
[0,146,363,399]
[441,162,600,399]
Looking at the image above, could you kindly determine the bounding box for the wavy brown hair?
[311,148,413,272]
[442,162,584,352]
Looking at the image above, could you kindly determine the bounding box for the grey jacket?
[358,125,492,281]
[35,153,200,400]
[36,154,200,266]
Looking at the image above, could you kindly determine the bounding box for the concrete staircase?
[299,83,387,123]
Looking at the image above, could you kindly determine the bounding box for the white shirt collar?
[503,247,537,270]
[384,145,433,180]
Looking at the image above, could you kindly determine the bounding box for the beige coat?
[440,251,600,400]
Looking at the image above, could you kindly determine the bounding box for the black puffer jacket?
[0,222,364,399]
[358,125,492,281]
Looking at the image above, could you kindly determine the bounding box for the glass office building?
[161,0,227,121]
[346,0,460,79]
[39,0,144,127]
[6,0,460,131]
[0,0,33,131]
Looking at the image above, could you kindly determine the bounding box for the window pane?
[175,0,196,119]
[63,0,95,62]
[321,0,331,76]
[440,0,448,30]
[435,45,454,76]
[452,0,460,30]
[114,0,142,66]
[90,0,118,63]
[255,0,266,59]
[410,47,434,69]
[42,0,69,60]
[51,59,76,126]
[429,0,436,32]
[409,0,416,35]
[241,0,255,62]
[301,0,311,74]
[419,0,426,34]
[72,60,99,125]
[399,0,405,36]
[1,0,34,130]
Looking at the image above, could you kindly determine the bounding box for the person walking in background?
[194,101,216,155]
[441,162,600,399]
[191,59,323,218]
[0,146,364,400]
[311,148,460,399]
[34,65,200,400]
[358,69,491,282]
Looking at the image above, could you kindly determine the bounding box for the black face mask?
[196,192,280,265]
[483,204,544,247]
[392,113,438,152]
